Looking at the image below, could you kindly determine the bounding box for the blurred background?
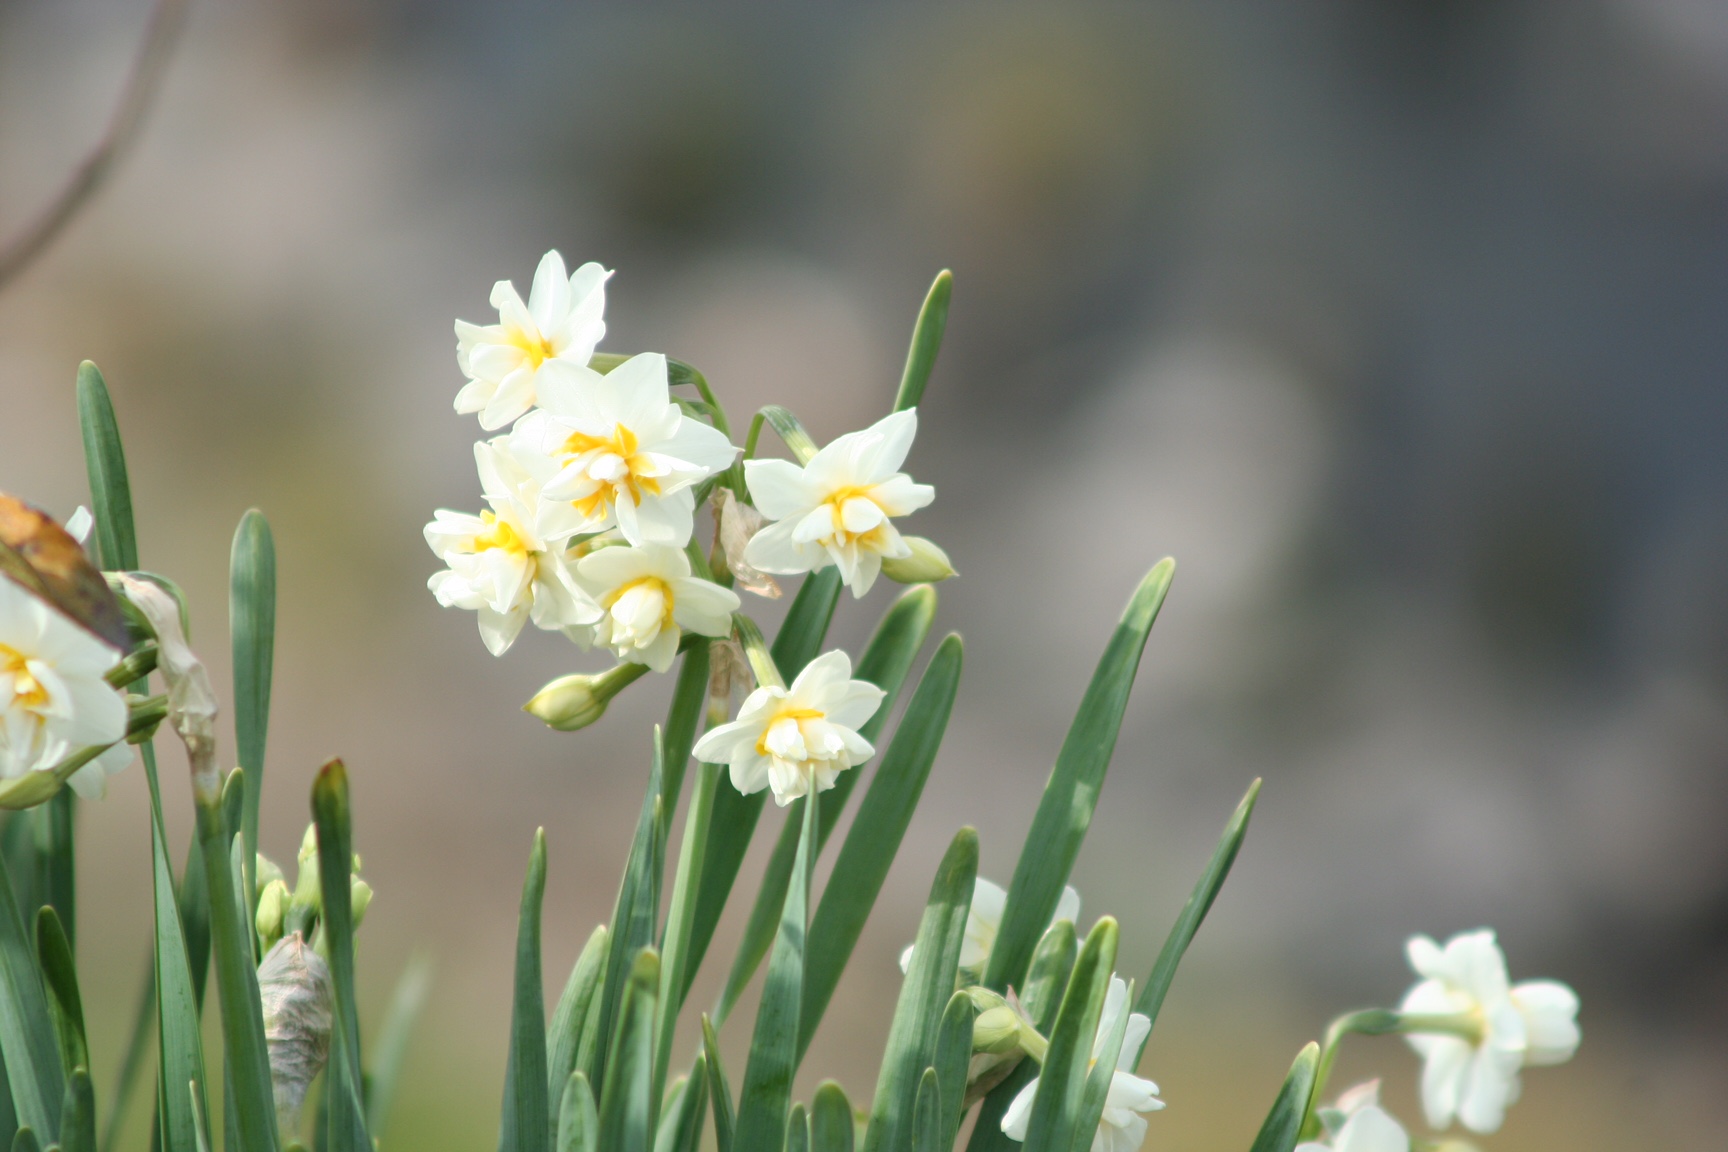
[2,0,1726,1148]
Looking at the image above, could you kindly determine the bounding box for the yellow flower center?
[755,707,826,756]
[508,327,557,369]
[560,425,664,517]
[473,511,530,556]
[0,645,48,709]
[820,486,890,548]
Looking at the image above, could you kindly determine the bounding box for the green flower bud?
[256,879,290,952]
[880,536,956,585]
[972,1005,1023,1055]
[350,878,373,927]
[524,663,649,732]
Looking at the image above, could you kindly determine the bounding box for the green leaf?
[547,926,607,1126]
[656,640,710,865]
[785,1103,809,1152]
[75,361,138,571]
[680,569,842,1008]
[700,1016,734,1152]
[366,951,433,1143]
[311,761,366,1152]
[860,827,978,1152]
[1022,921,1078,1033]
[499,830,550,1152]
[596,950,659,1152]
[58,1066,94,1152]
[984,559,1174,994]
[716,587,938,1026]
[893,271,953,413]
[229,510,276,889]
[651,1063,706,1152]
[909,1069,941,1152]
[555,1073,597,1152]
[143,752,207,1152]
[1133,778,1260,1049]
[965,1061,1032,1152]
[11,1127,39,1152]
[653,763,720,1116]
[800,634,963,1059]
[751,406,818,465]
[933,992,974,1146]
[189,1081,212,1152]
[1018,918,1118,1152]
[1247,1044,1319,1152]
[734,790,818,1152]
[33,909,85,1081]
[808,1082,853,1152]
[591,734,664,1094]
[0,816,66,1140]
[1071,975,1133,1152]
[38,792,76,949]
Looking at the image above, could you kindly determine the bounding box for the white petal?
[528,250,572,334]
[743,459,817,520]
[1001,1078,1039,1140]
[850,408,919,481]
[742,520,820,575]
[1510,981,1580,1066]
[1416,1036,1470,1129]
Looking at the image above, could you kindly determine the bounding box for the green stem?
[732,614,784,690]
[652,762,720,1125]
[1301,1009,1483,1139]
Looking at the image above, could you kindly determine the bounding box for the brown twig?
[0,0,191,293]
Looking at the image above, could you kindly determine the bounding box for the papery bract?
[693,648,884,805]
[425,440,600,656]
[1001,975,1163,1152]
[0,573,128,797]
[574,542,738,672]
[512,352,737,547]
[743,408,935,597]
[455,250,610,430]
[1400,929,1580,1134]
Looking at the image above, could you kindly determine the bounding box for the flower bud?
[524,662,648,731]
[258,933,334,1134]
[972,1005,1023,1055]
[256,879,290,951]
[350,878,374,927]
[880,537,956,585]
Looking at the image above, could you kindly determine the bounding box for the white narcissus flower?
[1400,929,1581,1134]
[455,250,611,430]
[693,649,885,805]
[0,575,130,798]
[512,353,737,547]
[900,878,1081,974]
[1296,1082,1411,1152]
[426,440,601,656]
[1001,976,1163,1152]
[743,409,935,597]
[574,543,739,673]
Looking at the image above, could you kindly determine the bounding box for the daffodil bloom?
[511,352,737,547]
[900,878,1081,975]
[1001,976,1163,1152]
[0,574,130,798]
[743,409,936,597]
[1296,1082,1410,1152]
[455,250,611,430]
[426,440,600,656]
[692,649,885,805]
[573,543,739,672]
[1400,929,1580,1134]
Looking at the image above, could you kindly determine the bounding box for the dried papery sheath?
[713,488,781,599]
[119,573,220,800]
[258,932,334,1134]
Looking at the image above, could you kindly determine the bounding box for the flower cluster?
[428,251,946,804]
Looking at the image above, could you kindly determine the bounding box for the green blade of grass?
[910,1069,940,1152]
[1133,778,1260,1051]
[596,950,659,1152]
[75,361,138,572]
[547,924,607,1127]
[657,640,710,858]
[733,789,818,1152]
[680,569,841,1009]
[1247,1044,1319,1152]
[591,734,664,1095]
[58,1065,95,1152]
[0,818,66,1140]
[715,587,938,1027]
[860,827,978,1152]
[499,830,550,1152]
[39,792,76,950]
[1019,918,1118,1152]
[808,1081,853,1152]
[798,633,963,1059]
[229,510,276,892]
[1070,976,1133,1152]
[10,1126,39,1152]
[893,271,953,413]
[365,951,432,1143]
[555,1072,598,1152]
[33,908,85,1081]
[963,922,1077,1152]
[652,1062,707,1152]
[700,1016,734,1152]
[933,992,974,1146]
[785,1102,809,1152]
[311,761,366,1152]
[143,751,206,1152]
[984,559,1174,995]
[653,763,720,1116]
